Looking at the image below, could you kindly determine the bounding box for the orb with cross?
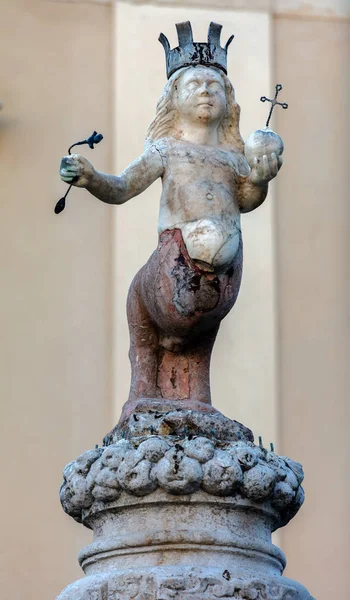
[245,84,288,179]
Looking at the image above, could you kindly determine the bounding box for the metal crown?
[159,21,234,79]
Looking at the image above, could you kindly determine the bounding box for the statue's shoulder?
[145,138,170,169]
[147,137,170,155]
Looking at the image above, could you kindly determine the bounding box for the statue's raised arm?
[59,144,164,205]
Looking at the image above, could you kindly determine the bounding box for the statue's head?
[174,66,227,127]
[146,20,243,152]
[146,65,244,153]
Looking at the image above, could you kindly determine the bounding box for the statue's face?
[175,66,227,125]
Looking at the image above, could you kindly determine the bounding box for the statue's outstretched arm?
[238,151,282,213]
[59,144,164,205]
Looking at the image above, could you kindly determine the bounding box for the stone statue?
[57,22,314,600]
[60,21,283,419]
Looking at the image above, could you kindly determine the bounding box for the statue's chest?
[167,145,237,175]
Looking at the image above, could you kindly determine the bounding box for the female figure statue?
[60,22,283,416]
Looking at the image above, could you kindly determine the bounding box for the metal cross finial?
[260,84,288,128]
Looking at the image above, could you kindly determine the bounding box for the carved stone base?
[58,566,312,600]
[57,408,314,599]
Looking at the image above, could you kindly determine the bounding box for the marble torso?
[156,139,249,270]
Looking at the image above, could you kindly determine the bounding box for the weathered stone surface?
[202,449,243,495]
[57,288,311,597]
[60,424,304,529]
[107,404,254,444]
[154,450,203,494]
[57,566,315,600]
[125,227,243,408]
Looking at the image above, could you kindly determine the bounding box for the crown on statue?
[159,21,234,79]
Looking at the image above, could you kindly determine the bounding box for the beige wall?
[0,1,113,598]
[275,15,350,598]
[1,1,349,599]
[53,0,350,20]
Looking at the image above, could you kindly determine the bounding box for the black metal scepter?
[54,130,103,214]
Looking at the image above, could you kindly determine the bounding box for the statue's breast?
[164,140,247,179]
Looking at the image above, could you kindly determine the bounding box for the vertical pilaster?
[274,14,350,598]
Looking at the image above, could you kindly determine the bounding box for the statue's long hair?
[146,66,244,153]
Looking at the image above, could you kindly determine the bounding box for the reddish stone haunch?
[125,228,242,411]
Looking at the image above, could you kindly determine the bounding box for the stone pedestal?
[57,405,314,599]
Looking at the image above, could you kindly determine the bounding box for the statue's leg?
[126,266,161,404]
[156,325,219,404]
[126,257,218,406]
[123,229,243,415]
[131,229,243,406]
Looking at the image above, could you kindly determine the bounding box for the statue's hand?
[60,154,95,188]
[245,128,283,186]
[248,152,283,186]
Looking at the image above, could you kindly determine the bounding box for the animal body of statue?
[60,22,284,418]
